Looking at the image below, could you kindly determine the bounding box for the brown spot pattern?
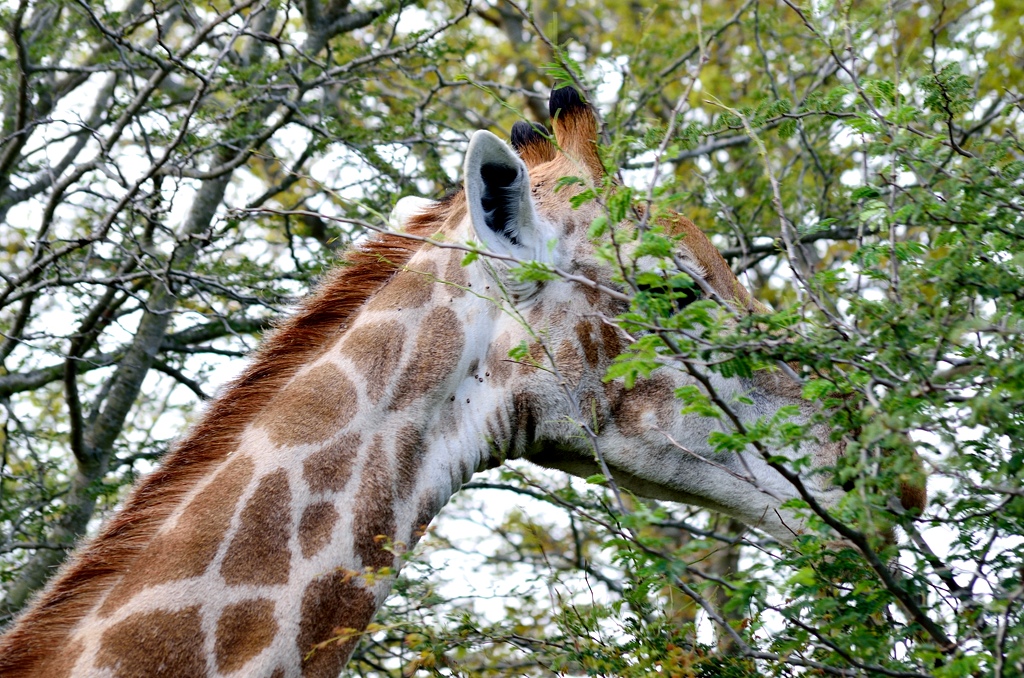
[394,425,425,500]
[613,375,674,438]
[412,494,441,544]
[600,320,623,358]
[366,260,438,311]
[576,320,599,367]
[99,455,255,617]
[527,302,547,328]
[550,305,570,327]
[485,411,511,459]
[339,321,406,402]
[353,437,397,570]
[303,432,361,494]
[443,252,469,295]
[215,599,278,673]
[556,339,585,384]
[298,572,377,678]
[578,266,603,306]
[390,307,464,410]
[258,363,358,447]
[0,222,441,676]
[96,606,205,678]
[221,469,293,586]
[563,213,581,236]
[525,341,546,370]
[299,502,339,558]
[511,392,539,454]
[485,333,513,384]
[751,367,803,400]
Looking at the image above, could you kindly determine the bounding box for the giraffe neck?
[47,248,510,678]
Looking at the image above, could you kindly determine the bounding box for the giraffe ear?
[464,130,540,256]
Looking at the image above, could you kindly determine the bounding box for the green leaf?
[851,186,881,200]
[802,378,838,400]
[588,214,609,238]
[555,175,585,192]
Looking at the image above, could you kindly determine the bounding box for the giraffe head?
[385,86,927,544]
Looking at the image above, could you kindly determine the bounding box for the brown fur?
[258,363,359,447]
[389,306,465,410]
[510,392,539,454]
[662,214,765,313]
[525,340,546,371]
[298,502,340,559]
[556,339,585,385]
[613,374,674,438]
[0,215,440,675]
[98,454,255,617]
[443,251,469,295]
[297,572,376,678]
[576,320,599,368]
[485,332,513,384]
[550,99,603,180]
[576,265,604,306]
[600,320,623,359]
[516,135,557,168]
[394,424,425,501]
[96,606,206,678]
[352,435,397,571]
[411,494,441,544]
[302,432,362,494]
[25,639,83,678]
[215,599,278,673]
[526,301,548,327]
[220,469,293,586]
[365,261,437,312]
[339,320,406,403]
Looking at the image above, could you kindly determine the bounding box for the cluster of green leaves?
[2,0,1022,675]
[560,1,1024,675]
[372,0,1023,676]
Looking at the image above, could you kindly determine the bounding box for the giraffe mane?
[0,204,455,672]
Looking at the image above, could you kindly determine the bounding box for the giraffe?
[0,86,920,677]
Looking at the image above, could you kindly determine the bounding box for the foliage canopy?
[1,0,1022,675]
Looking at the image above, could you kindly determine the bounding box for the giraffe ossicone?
[0,86,920,677]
